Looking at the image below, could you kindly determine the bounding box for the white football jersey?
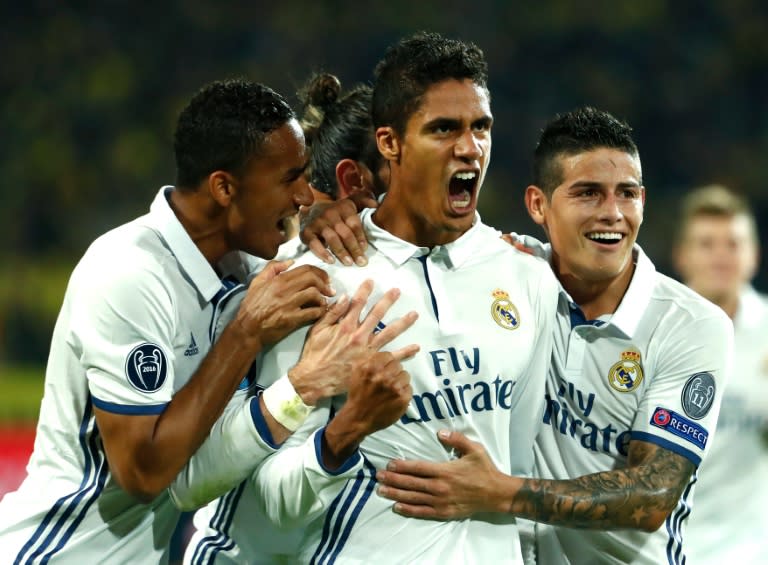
[249,209,560,564]
[531,245,733,565]
[0,187,277,564]
[183,238,308,565]
[684,285,768,563]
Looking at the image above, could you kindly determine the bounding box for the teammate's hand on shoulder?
[234,259,334,347]
[501,233,533,255]
[299,194,376,267]
[289,278,419,405]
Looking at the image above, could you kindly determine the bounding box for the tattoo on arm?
[513,441,695,531]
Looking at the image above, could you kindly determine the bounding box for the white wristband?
[262,374,313,432]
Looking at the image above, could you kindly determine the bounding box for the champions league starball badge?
[681,372,716,420]
[126,343,168,393]
[490,289,520,331]
[608,349,644,392]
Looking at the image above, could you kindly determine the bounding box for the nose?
[597,192,623,223]
[294,177,314,208]
[455,130,483,161]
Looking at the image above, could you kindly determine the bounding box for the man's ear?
[376,126,400,163]
[208,171,236,207]
[335,159,366,200]
[524,185,548,227]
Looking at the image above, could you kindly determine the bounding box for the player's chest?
[168,287,243,390]
[551,323,647,421]
[352,256,540,322]
[357,265,542,371]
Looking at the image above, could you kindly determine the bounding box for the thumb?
[436,430,476,455]
[255,259,294,282]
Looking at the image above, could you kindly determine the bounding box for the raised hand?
[319,349,414,470]
[343,350,414,434]
[289,279,419,406]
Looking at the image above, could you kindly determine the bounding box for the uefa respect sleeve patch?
[125,343,168,393]
[650,407,708,450]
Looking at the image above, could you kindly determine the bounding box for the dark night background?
[3,0,767,364]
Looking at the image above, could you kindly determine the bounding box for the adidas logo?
[184,333,199,356]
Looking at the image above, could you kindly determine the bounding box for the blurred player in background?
[673,184,768,563]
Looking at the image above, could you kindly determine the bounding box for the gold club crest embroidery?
[491,289,520,331]
[608,349,644,392]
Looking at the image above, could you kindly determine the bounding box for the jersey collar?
[603,245,656,338]
[360,208,498,268]
[545,242,655,338]
[149,186,253,302]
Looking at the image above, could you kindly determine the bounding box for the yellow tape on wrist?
[262,375,313,432]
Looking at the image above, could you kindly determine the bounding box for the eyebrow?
[568,180,642,189]
[282,161,309,182]
[473,115,494,129]
[422,117,460,131]
[421,114,493,132]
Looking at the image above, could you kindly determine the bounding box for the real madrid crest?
[491,289,520,331]
[608,349,644,392]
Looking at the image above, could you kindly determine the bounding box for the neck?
[555,257,636,320]
[372,189,467,249]
[169,188,229,268]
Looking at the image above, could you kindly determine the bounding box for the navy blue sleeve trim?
[631,431,702,467]
[249,397,280,449]
[91,395,167,415]
[314,427,361,475]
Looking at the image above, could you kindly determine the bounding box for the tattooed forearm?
[511,441,695,531]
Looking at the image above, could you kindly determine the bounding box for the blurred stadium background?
[2,1,767,557]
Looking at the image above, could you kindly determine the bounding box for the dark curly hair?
[298,73,382,199]
[533,106,639,195]
[372,31,489,136]
[174,78,295,189]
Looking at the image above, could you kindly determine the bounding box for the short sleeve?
[69,254,177,414]
[631,311,734,466]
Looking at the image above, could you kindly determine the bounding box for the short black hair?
[174,78,295,188]
[298,73,381,199]
[372,31,488,136]
[533,106,639,194]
